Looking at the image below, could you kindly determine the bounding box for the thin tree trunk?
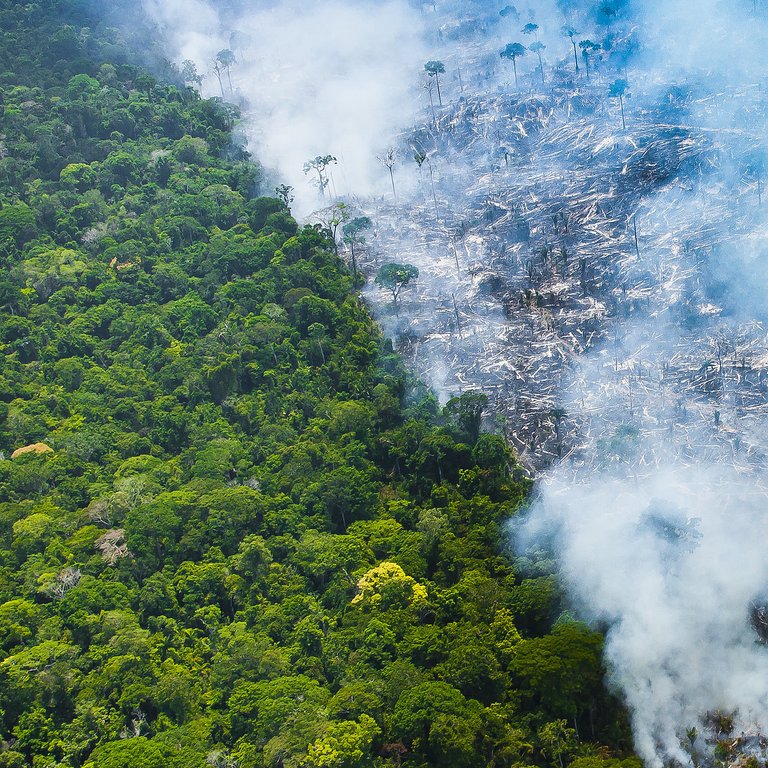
[350,242,358,281]
[428,162,439,219]
[428,87,436,125]
[572,40,579,71]
[632,217,640,257]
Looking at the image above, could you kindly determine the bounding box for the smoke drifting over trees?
[143,0,768,764]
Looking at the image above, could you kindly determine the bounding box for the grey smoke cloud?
[520,459,768,766]
[143,0,428,212]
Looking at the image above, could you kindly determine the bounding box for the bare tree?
[212,58,226,98]
[415,150,440,219]
[423,78,437,125]
[44,567,82,599]
[121,709,147,739]
[378,148,398,201]
[744,152,765,207]
[95,529,132,565]
[207,751,239,768]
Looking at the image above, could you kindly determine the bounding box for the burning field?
[355,3,768,765]
[363,73,768,475]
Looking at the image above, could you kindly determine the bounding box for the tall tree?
[424,60,446,106]
[212,57,226,97]
[274,184,294,207]
[500,43,527,90]
[561,25,580,72]
[499,5,520,21]
[216,49,236,95]
[378,148,398,202]
[181,60,203,87]
[609,78,629,129]
[313,201,349,257]
[744,152,766,207]
[529,41,546,86]
[579,40,601,80]
[303,154,337,198]
[343,215,372,282]
[522,22,539,38]
[375,263,419,311]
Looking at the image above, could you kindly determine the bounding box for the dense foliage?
[0,2,636,767]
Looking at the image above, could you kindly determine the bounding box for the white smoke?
[521,461,768,766]
[143,0,428,212]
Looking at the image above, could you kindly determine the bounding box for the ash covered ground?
[359,15,768,478]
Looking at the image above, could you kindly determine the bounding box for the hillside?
[0,2,637,768]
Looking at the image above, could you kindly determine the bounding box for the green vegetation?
[0,2,636,767]
[374,263,419,311]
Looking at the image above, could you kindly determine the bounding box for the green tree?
[538,720,578,768]
[529,41,546,85]
[500,43,527,89]
[84,737,179,768]
[579,40,601,80]
[374,263,419,311]
[510,622,604,721]
[392,681,483,767]
[445,391,488,444]
[303,715,380,768]
[342,215,372,282]
[424,60,446,106]
[216,49,236,95]
[303,155,338,198]
[181,59,203,86]
[561,25,580,71]
[609,78,629,129]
